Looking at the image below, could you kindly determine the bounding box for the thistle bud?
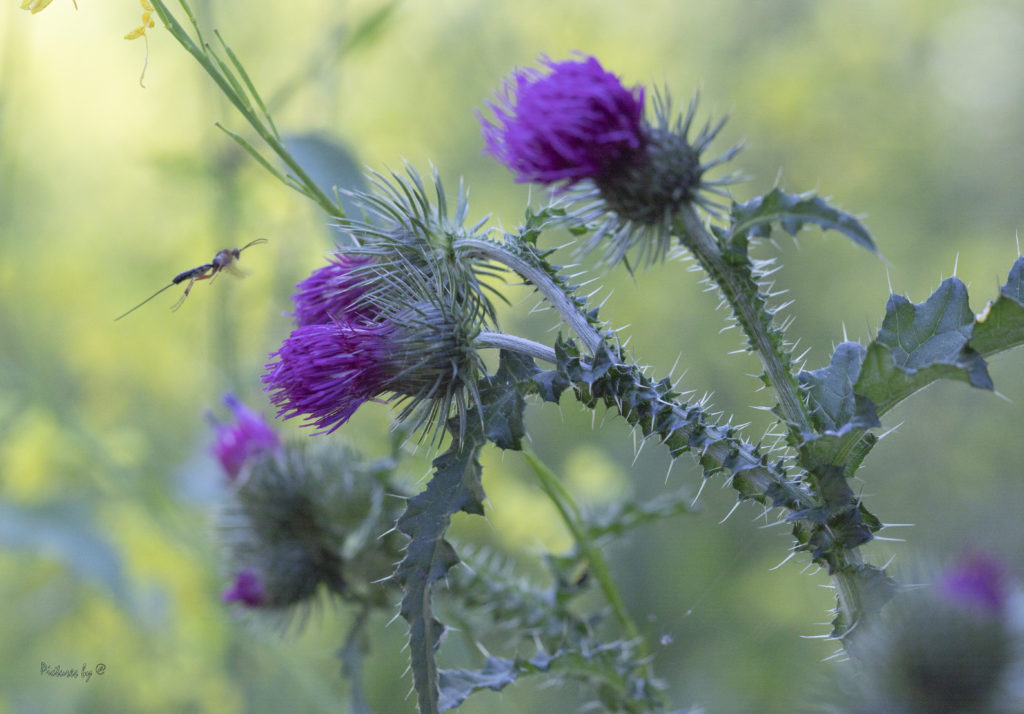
[219,441,405,615]
[843,554,1018,713]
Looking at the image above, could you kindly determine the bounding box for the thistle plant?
[30,2,1024,711]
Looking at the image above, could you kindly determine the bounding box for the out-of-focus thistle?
[842,553,1019,713]
[212,397,405,615]
[479,54,741,266]
[210,394,282,481]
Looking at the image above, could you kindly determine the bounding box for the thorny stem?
[676,205,812,434]
[675,204,874,639]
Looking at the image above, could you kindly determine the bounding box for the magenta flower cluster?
[480,55,646,186]
[263,255,397,434]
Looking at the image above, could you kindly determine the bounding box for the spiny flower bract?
[219,442,405,618]
[571,90,743,267]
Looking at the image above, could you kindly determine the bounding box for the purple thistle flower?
[262,321,399,434]
[222,567,266,607]
[938,552,1008,616]
[479,55,646,186]
[291,253,377,327]
[211,394,281,481]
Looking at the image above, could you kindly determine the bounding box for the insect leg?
[171,277,199,311]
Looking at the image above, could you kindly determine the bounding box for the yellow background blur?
[3,1,1024,711]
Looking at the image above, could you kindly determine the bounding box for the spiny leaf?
[479,350,535,450]
[584,488,699,542]
[439,657,519,711]
[438,644,660,713]
[809,259,1024,475]
[729,187,877,254]
[445,546,594,650]
[971,256,1024,356]
[394,349,535,713]
[856,277,993,414]
[395,426,486,714]
[798,341,880,438]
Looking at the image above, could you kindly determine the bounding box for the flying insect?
[114,238,268,321]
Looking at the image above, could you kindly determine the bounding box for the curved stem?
[476,331,557,363]
[459,238,605,355]
[677,206,885,638]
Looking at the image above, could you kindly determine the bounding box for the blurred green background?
[3,0,1024,711]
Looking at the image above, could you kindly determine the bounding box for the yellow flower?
[124,0,155,40]
[20,0,77,13]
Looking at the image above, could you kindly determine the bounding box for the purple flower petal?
[262,321,397,434]
[291,253,377,327]
[480,55,646,186]
[939,552,1008,616]
[211,394,281,481]
[222,568,266,607]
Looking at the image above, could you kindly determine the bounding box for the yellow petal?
[141,0,154,10]
[124,26,147,40]
[20,0,56,13]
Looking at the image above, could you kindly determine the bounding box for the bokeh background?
[3,1,1024,711]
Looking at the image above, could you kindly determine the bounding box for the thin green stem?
[337,605,372,714]
[521,450,646,656]
[149,0,345,219]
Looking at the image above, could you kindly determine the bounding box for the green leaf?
[0,501,129,607]
[439,657,518,711]
[856,277,993,414]
[584,488,698,542]
[478,350,534,450]
[438,644,660,712]
[283,133,367,225]
[395,427,486,714]
[971,256,1024,356]
[729,187,877,253]
[798,341,880,437]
